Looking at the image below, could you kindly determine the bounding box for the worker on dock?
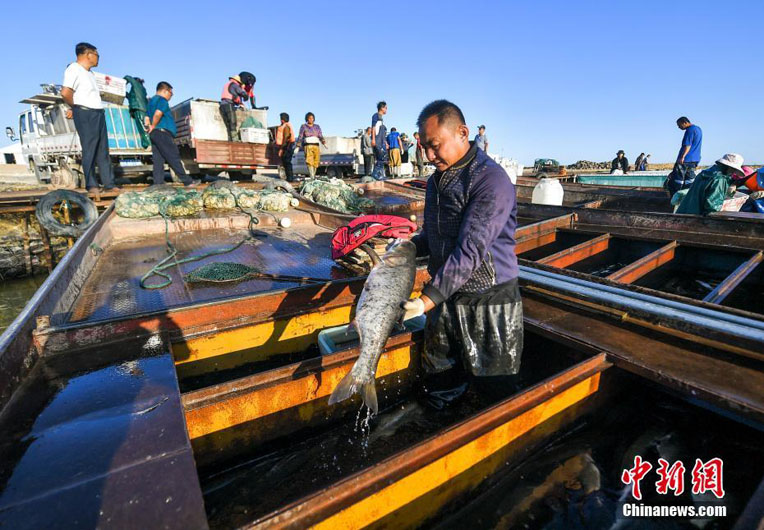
[362,127,374,176]
[238,71,260,110]
[414,131,426,177]
[146,82,196,187]
[474,125,489,154]
[634,152,646,172]
[387,128,403,177]
[371,101,389,180]
[610,150,629,174]
[666,116,702,195]
[676,153,744,215]
[402,100,523,408]
[61,42,117,192]
[276,112,296,182]
[219,75,248,141]
[296,112,326,178]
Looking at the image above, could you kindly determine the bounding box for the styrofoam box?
[92,71,127,105]
[240,127,270,144]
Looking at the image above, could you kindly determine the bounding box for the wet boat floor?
[430,386,764,530]
[68,226,353,323]
[200,336,582,528]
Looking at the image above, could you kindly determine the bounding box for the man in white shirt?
[61,42,116,191]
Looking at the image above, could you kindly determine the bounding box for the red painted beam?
[538,233,611,268]
[703,251,763,305]
[607,241,678,284]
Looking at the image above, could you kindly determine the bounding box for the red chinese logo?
[691,458,725,499]
[621,455,653,500]
[655,458,686,496]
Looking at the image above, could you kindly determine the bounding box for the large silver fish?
[328,239,417,413]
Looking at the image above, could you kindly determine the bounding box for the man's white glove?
[401,298,425,321]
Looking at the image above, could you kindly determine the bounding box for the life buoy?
[35,190,98,237]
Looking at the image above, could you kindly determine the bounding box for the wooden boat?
[1,198,764,528]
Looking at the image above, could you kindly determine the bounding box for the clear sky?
[0,0,761,165]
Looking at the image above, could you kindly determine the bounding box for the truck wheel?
[326,166,342,179]
[36,190,98,237]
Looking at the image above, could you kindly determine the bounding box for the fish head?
[383,238,417,266]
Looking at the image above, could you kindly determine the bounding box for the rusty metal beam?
[538,233,611,268]
[34,268,431,356]
[703,251,763,305]
[607,241,678,284]
[521,292,764,424]
[249,353,610,529]
[514,214,575,255]
[184,333,420,468]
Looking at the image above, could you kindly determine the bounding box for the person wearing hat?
[676,153,745,215]
[220,75,249,141]
[610,150,629,174]
[474,125,489,153]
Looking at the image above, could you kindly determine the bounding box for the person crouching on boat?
[296,112,327,178]
[675,153,746,215]
[401,99,523,408]
[610,150,629,174]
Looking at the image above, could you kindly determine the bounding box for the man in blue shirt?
[666,116,702,196]
[146,82,195,186]
[371,101,389,180]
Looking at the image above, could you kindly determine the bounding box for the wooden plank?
[538,233,611,268]
[703,251,763,305]
[607,241,678,284]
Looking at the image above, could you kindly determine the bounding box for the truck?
[5,80,152,187]
[171,98,278,179]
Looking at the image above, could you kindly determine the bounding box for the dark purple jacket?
[411,143,518,304]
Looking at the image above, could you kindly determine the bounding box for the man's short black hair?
[377,101,387,111]
[677,116,690,125]
[156,81,173,92]
[305,112,315,121]
[75,42,97,56]
[416,99,466,129]
[280,112,290,122]
[391,127,397,132]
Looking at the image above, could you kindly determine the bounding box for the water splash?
[353,403,375,455]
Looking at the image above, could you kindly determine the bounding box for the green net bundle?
[299,177,373,213]
[258,190,294,211]
[115,192,161,218]
[231,188,262,209]
[202,187,237,210]
[159,189,203,217]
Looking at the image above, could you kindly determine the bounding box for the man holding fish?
[329,99,522,413]
[403,99,523,407]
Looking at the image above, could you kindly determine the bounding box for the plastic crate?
[240,127,270,144]
[317,315,426,355]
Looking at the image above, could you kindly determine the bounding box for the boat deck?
[63,211,353,324]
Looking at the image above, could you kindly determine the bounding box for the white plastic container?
[240,127,270,144]
[317,315,426,355]
[531,177,564,206]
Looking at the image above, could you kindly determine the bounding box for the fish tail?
[361,380,378,415]
[328,371,378,414]
[328,370,361,406]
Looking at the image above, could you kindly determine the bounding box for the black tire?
[35,190,98,237]
[326,166,342,179]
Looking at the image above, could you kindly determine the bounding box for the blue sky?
[0,0,761,165]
